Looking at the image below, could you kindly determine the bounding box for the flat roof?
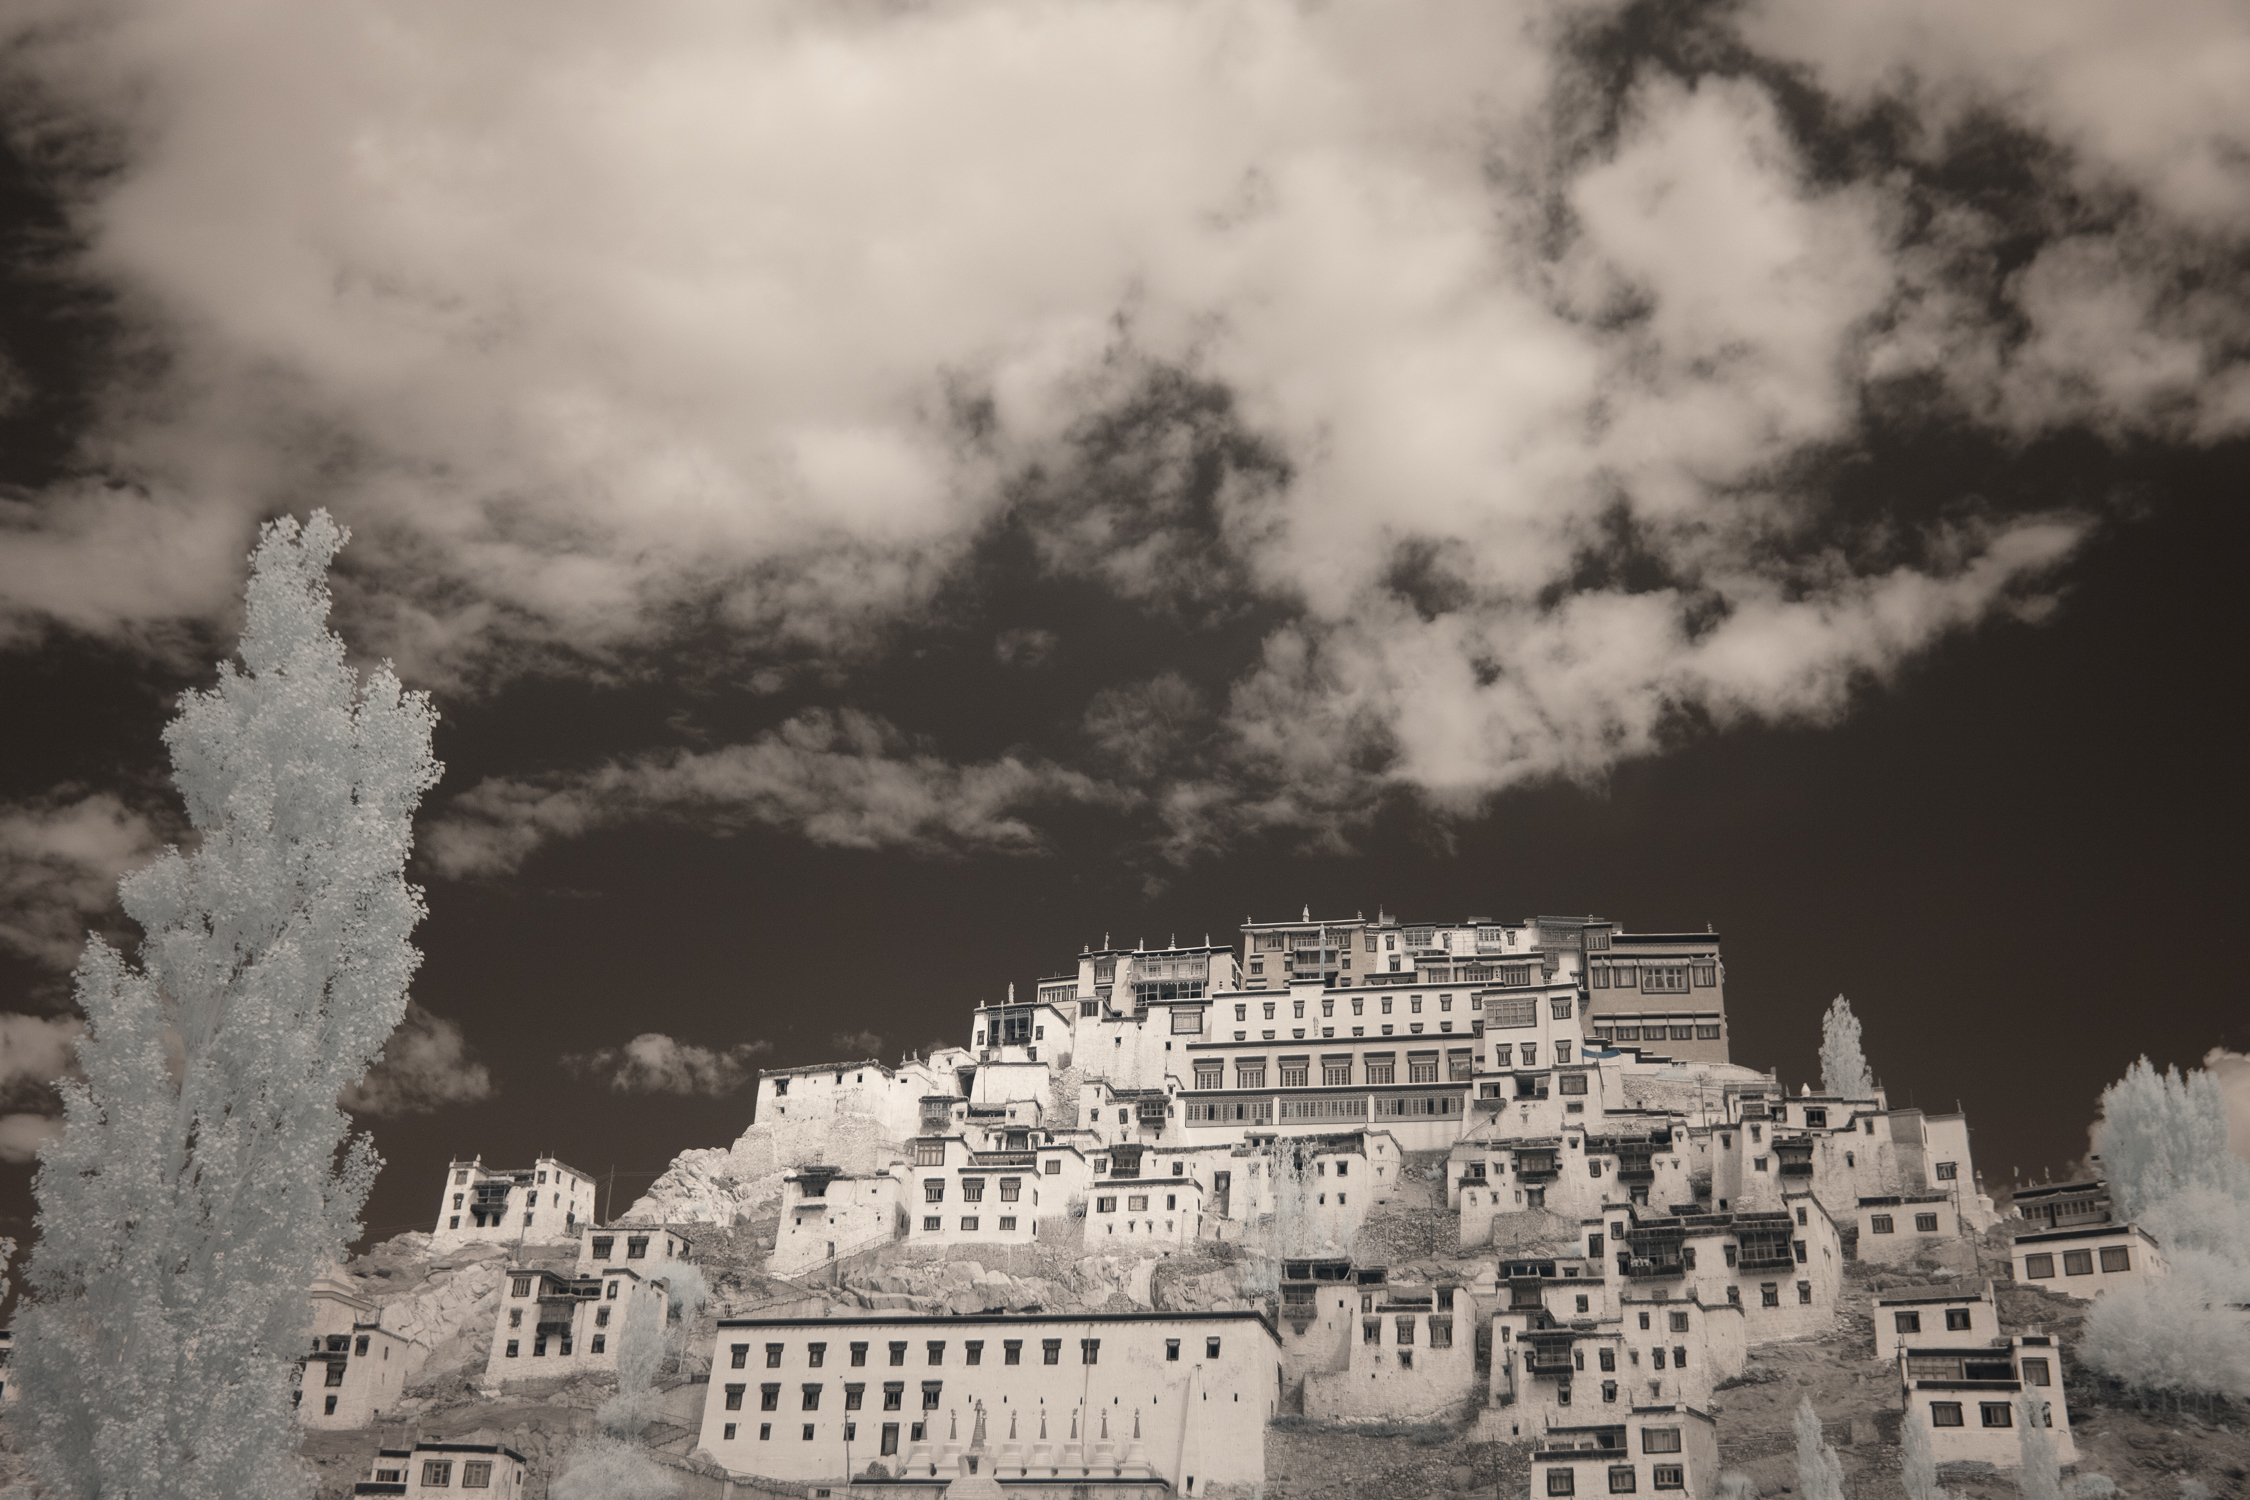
[1876,1283,1988,1305]
[2014,1223,2155,1246]
[718,1309,1278,1340]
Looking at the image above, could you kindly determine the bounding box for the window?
[1980,1403,2014,1428]
[1870,1214,1894,1234]
[1493,1045,1512,1067]
[1760,1284,1779,1307]
[1668,1311,1689,1333]
[760,1385,780,1411]
[1548,1471,1576,1497]
[1044,1159,1061,1175]
[763,1344,784,1368]
[2064,1250,2094,1276]
[960,1217,979,1231]
[590,1236,613,1260]
[999,1216,1017,1231]
[2021,1357,2051,1386]
[2023,1253,2055,1278]
[1726,1286,1739,1305]
[927,1342,945,1365]
[1651,1348,1665,1370]
[505,1340,519,1358]
[1128,1195,1149,1212]
[590,1335,606,1354]
[1915,1213,1939,1232]
[1367,1056,1396,1084]
[802,1425,815,1441]
[1796,1282,1812,1304]
[921,1217,941,1232]
[1651,1468,1682,1492]
[808,1343,826,1368]
[962,1179,984,1203]
[915,1141,945,1167]
[759,1424,772,1441]
[422,1462,453,1487]
[627,1235,649,1259]
[1195,1065,1223,1090]
[881,1424,900,1456]
[1560,1074,1588,1096]
[1043,1340,1061,1365]
[1167,1339,1181,1361]
[803,1385,822,1411]
[511,1275,534,1299]
[1609,1468,1636,1494]
[1753,1158,1768,1172]
[1894,1312,1922,1334]
[922,1382,943,1409]
[723,1424,737,1442]
[965,1342,983,1366]
[1935,1160,1957,1181]
[883,1384,903,1410]
[1081,1339,1101,1364]
[1237,1063,1267,1088]
[2100,1246,2132,1272]
[889,1343,907,1366]
[1208,1338,1221,1357]
[925,1180,945,1203]
[1942,1308,1971,1331]
[1097,1196,1117,1214]
[1324,1060,1353,1086]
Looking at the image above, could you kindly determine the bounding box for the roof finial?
[1303,904,1310,921]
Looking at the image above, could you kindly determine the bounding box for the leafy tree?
[1792,1397,1844,1500]
[13,513,440,1500]
[1900,1405,1950,1500]
[2016,1392,2062,1500]
[2092,1058,2247,1224]
[1818,995,1872,1099]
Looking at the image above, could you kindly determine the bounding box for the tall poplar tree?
[14,512,440,1500]
[1818,995,1873,1100]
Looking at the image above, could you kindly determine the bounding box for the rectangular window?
[883,1384,903,1410]
[1560,1073,1588,1096]
[960,1217,979,1231]
[962,1179,984,1203]
[1367,1056,1396,1084]
[590,1236,613,1260]
[802,1385,822,1411]
[964,1342,983,1366]
[2021,1358,2051,1387]
[723,1424,737,1442]
[851,1343,868,1367]
[1096,1196,1117,1213]
[1547,1471,1576,1497]
[2099,1246,2132,1272]
[1236,1062,1267,1088]
[808,1343,826,1368]
[1980,1403,2014,1428]
[1195,1065,1223,1090]
[1870,1214,1894,1234]
[1944,1308,1971,1331]
[590,1335,606,1354]
[1081,1339,1100,1364]
[922,1383,942,1409]
[1668,1311,1690,1333]
[1642,1428,1681,1454]
[881,1424,899,1456]
[1760,1283,1779,1307]
[915,1141,944,1167]
[422,1462,453,1488]
[927,1342,945,1365]
[1043,1340,1061,1365]
[1609,1468,1636,1494]
[845,1384,865,1410]
[1652,1467,1683,1491]
[1408,1054,1439,1083]
[890,1343,907,1366]
[2064,1250,2094,1276]
[626,1236,649,1259]
[1894,1311,1922,1334]
[723,1384,746,1411]
[924,1179,945,1203]
[1323,1060,1352,1086]
[1004,1341,1021,1365]
[1915,1213,1939,1232]
[1935,1161,1957,1180]
[760,1385,780,1411]
[1797,1281,1812,1304]
[921,1216,941,1232]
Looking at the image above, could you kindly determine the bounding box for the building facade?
[352,1442,527,1496]
[430,1156,594,1249]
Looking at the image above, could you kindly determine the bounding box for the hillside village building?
[297,1269,424,1428]
[696,1311,1279,1493]
[2004,1179,2170,1301]
[352,1441,527,1496]
[1529,1407,1721,1500]
[1896,1335,2076,1466]
[1872,1281,2001,1363]
[479,1225,687,1391]
[430,1156,594,1248]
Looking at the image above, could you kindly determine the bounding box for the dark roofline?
[760,1059,889,1080]
[2014,1223,2156,1246]
[717,1309,1278,1341]
[2010,1179,2104,1200]
[1876,1285,1989,1305]
[1608,934,1722,945]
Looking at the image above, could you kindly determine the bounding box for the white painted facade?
[297,1269,425,1430]
[429,1156,593,1249]
[1301,1280,1478,1421]
[777,1167,910,1276]
[479,1261,670,1389]
[1872,1281,2000,1363]
[352,1441,527,1496]
[1529,1406,1722,1500]
[2011,1223,2168,1299]
[696,1311,1279,1493]
[1854,1194,1962,1262]
[1897,1336,2076,1466]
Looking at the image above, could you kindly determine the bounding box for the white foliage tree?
[13,513,440,1500]
[1901,1405,1950,1500]
[1818,995,1872,1100]
[1792,1397,1845,1500]
[2079,1057,2250,1400]
[2016,1392,2062,1500]
[548,1436,679,1500]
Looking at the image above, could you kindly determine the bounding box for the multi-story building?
[479,1226,685,1390]
[775,1166,910,1276]
[1528,1407,1721,1499]
[429,1156,594,1249]
[1853,1194,1962,1262]
[696,1311,1280,1494]
[1300,1274,1478,1422]
[296,1269,424,1428]
[1873,1281,2001,1363]
[2011,1223,2168,1299]
[351,1441,527,1497]
[1896,1335,2076,1465]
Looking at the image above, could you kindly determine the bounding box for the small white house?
[1529,1406,1720,1499]
[353,1441,527,1496]
[2011,1223,2167,1300]
[297,1270,425,1429]
[430,1156,594,1249]
[1872,1280,1998,1364]
[1303,1280,1476,1422]
[1854,1194,1960,1263]
[1897,1335,2076,1466]
[774,1166,908,1276]
[481,1262,670,1390]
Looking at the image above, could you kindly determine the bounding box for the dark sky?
[0,1,2245,1255]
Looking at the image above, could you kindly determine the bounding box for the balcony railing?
[1625,1259,1685,1280]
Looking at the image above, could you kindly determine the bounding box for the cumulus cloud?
[831,1031,886,1061]
[341,1002,495,1117]
[3,0,2239,857]
[562,1034,772,1097]
[0,791,163,968]
[0,1111,61,1164]
[424,709,1124,878]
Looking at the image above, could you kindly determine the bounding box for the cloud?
[4,0,2238,857]
[0,1012,84,1109]
[993,628,1058,670]
[424,709,1125,878]
[0,791,163,968]
[831,1031,885,1061]
[562,1034,772,1097]
[0,1112,62,1164]
[341,1002,495,1117]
